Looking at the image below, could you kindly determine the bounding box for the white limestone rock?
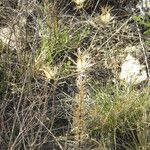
[0,27,19,49]
[119,53,147,84]
[136,0,150,16]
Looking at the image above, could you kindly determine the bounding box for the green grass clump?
[86,84,150,149]
[133,11,150,35]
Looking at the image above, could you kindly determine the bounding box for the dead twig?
[136,23,150,85]
[35,116,64,150]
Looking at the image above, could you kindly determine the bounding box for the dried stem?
[73,49,93,148]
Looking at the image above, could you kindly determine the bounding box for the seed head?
[72,0,86,9]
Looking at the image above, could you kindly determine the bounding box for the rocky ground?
[0,0,150,150]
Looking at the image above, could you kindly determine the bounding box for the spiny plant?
[72,49,94,148]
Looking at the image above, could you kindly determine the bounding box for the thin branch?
[35,116,64,150]
[136,23,150,85]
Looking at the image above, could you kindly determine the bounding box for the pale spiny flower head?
[100,5,113,24]
[39,65,58,81]
[76,48,94,74]
[72,0,86,9]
